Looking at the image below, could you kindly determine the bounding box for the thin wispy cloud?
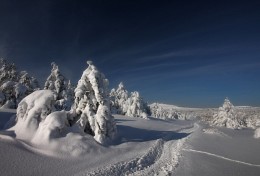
[134,45,242,64]
[121,60,260,85]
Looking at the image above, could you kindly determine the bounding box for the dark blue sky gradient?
[0,0,260,107]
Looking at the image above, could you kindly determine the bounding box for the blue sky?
[0,0,259,107]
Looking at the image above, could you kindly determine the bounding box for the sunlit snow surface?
[0,109,260,176]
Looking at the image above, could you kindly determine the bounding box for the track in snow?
[84,123,199,176]
[183,149,260,167]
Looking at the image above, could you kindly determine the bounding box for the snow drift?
[12,90,57,140]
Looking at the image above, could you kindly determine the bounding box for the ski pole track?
[85,123,199,176]
[184,149,260,167]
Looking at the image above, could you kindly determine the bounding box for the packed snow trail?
[83,123,199,176]
[183,149,260,167]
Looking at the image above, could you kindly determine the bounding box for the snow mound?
[32,111,103,157]
[8,90,103,157]
[32,111,70,144]
[12,90,57,140]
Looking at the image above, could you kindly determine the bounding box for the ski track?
[84,123,199,176]
[183,149,260,167]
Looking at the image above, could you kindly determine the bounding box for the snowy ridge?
[149,103,204,110]
[150,102,214,120]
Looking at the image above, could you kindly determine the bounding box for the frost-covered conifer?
[0,59,40,108]
[0,58,18,84]
[110,83,149,118]
[19,71,39,93]
[212,98,246,129]
[72,61,117,144]
[125,91,148,119]
[110,82,129,114]
[44,62,74,110]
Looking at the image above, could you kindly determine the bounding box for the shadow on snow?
[113,124,190,145]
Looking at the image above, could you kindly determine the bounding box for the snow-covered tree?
[151,104,165,119]
[110,82,150,118]
[110,82,129,114]
[211,98,246,129]
[125,91,148,119]
[0,59,40,108]
[0,58,18,84]
[19,71,39,93]
[72,61,117,144]
[44,62,74,110]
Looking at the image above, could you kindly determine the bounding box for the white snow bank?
[32,111,70,144]
[12,90,57,140]
[6,90,103,157]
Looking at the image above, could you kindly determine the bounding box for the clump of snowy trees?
[110,82,129,114]
[150,103,186,120]
[0,58,39,109]
[13,61,117,145]
[110,82,149,119]
[211,98,246,129]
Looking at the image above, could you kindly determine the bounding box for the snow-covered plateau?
[1,105,260,176]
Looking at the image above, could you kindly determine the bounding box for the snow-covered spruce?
[211,98,246,129]
[44,62,74,110]
[72,61,117,144]
[125,91,149,119]
[0,58,40,109]
[110,82,129,114]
